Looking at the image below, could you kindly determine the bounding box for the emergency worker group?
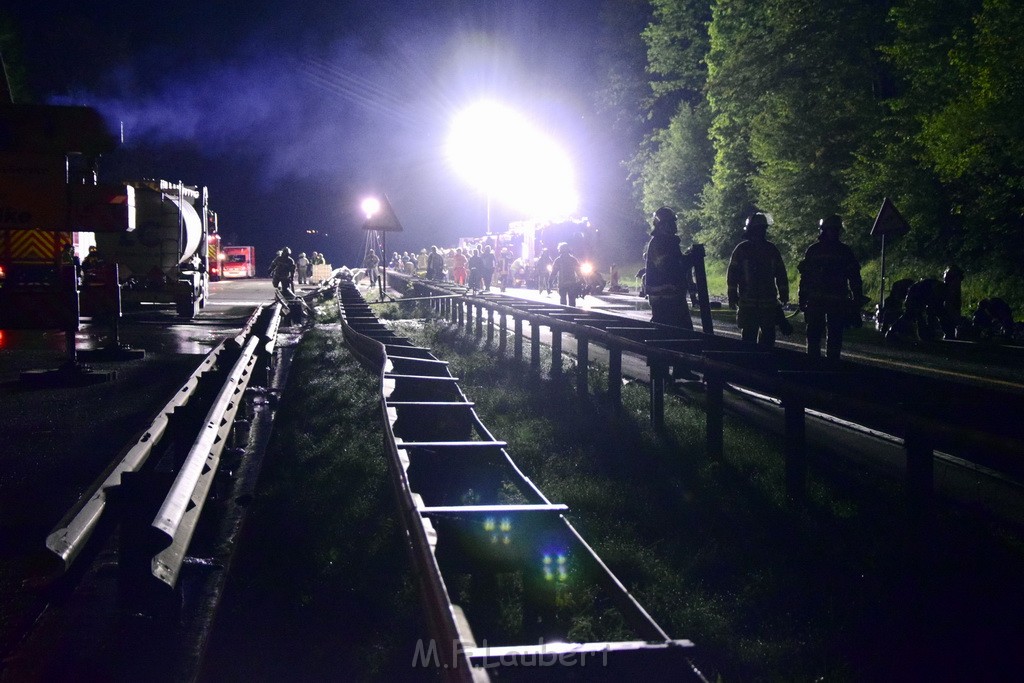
[645,206,867,361]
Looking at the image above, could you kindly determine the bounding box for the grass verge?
[200,321,431,681]
[390,313,1024,682]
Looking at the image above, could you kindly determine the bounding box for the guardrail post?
[550,327,562,375]
[514,316,523,361]
[577,336,589,397]
[466,299,474,330]
[530,318,541,369]
[475,303,483,337]
[784,395,807,502]
[705,372,724,457]
[486,307,494,344]
[648,358,667,430]
[608,346,622,408]
[499,311,507,353]
[456,298,464,327]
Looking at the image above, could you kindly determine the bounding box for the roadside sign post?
[870,197,911,311]
[361,194,404,301]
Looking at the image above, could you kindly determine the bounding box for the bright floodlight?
[447,101,578,219]
[361,197,381,218]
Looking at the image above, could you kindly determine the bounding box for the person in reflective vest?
[551,242,582,306]
[727,212,789,348]
[798,214,866,360]
[644,207,693,330]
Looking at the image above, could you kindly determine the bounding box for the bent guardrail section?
[336,279,707,682]
[150,332,261,587]
[45,304,282,591]
[45,339,234,570]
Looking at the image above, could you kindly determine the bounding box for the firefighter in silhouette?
[426,245,445,281]
[551,242,582,306]
[296,252,310,285]
[727,213,789,347]
[876,278,913,337]
[644,207,693,331]
[270,247,296,295]
[535,247,553,294]
[798,215,867,360]
[897,278,946,341]
[363,249,380,287]
[972,297,1015,339]
[81,244,107,285]
[56,242,81,287]
[81,245,103,274]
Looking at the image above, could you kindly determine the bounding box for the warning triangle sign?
[870,197,910,238]
[362,195,404,232]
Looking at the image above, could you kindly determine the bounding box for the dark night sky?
[5,1,635,268]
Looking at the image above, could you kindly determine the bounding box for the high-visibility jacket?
[798,237,863,309]
[727,238,788,307]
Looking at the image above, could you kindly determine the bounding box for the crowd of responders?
[359,241,630,300]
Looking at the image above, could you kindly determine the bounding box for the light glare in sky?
[447,101,578,220]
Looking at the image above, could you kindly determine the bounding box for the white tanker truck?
[95,179,213,318]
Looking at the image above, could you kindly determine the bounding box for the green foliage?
[701,0,888,261]
[643,0,712,109]
[630,0,715,249]
[917,0,1024,270]
[636,101,714,243]
[630,0,1024,293]
[699,0,767,257]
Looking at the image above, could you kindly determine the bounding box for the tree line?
[615,0,1023,303]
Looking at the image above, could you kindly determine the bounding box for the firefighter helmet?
[744,212,770,234]
[819,214,844,234]
[652,207,677,232]
[281,247,291,257]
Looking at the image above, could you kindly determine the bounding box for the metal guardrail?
[387,273,1024,509]
[45,339,233,569]
[151,332,261,587]
[336,279,706,682]
[45,304,282,590]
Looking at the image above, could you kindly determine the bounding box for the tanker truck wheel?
[176,297,199,319]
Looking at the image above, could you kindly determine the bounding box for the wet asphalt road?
[0,278,275,664]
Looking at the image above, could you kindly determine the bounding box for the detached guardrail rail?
[388,273,1024,513]
[45,303,282,598]
[337,278,707,682]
